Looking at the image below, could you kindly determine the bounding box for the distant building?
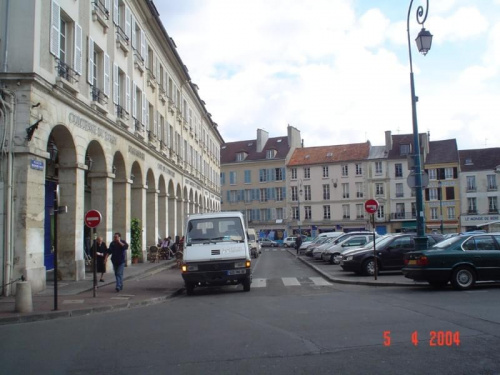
[458,148,500,232]
[423,139,461,234]
[220,126,302,243]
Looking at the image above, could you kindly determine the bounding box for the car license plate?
[408,259,417,265]
[227,269,245,275]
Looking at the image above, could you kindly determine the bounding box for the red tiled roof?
[287,142,370,166]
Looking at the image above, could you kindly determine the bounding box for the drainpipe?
[1,89,15,296]
[2,0,10,73]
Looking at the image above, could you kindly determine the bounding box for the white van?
[247,228,260,258]
[182,212,252,295]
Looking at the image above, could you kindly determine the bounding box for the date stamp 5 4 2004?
[383,331,460,347]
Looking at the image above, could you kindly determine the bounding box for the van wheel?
[185,282,195,295]
[242,277,251,292]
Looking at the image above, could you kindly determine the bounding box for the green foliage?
[131,218,142,258]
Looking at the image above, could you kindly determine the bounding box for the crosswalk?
[251,277,332,288]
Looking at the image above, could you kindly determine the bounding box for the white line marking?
[282,277,301,286]
[252,278,267,288]
[310,277,331,286]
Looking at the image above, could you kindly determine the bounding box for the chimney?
[287,124,302,148]
[256,129,269,153]
[385,130,392,152]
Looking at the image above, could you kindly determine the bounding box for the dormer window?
[465,158,473,165]
[400,144,410,155]
[236,152,247,161]
[266,149,277,159]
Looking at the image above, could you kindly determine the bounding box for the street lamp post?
[439,180,444,234]
[297,180,303,237]
[407,0,433,250]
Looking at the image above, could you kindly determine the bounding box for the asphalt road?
[1,250,500,375]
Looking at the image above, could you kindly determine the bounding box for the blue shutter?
[226,191,230,203]
[282,187,286,198]
[281,167,286,180]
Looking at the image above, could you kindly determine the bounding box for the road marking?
[282,277,301,286]
[310,277,331,286]
[252,278,267,288]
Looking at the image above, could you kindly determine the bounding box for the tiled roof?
[220,136,290,164]
[426,139,458,164]
[459,148,500,172]
[287,142,370,166]
[387,133,426,160]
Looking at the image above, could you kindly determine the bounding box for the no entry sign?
[364,199,379,215]
[84,209,102,228]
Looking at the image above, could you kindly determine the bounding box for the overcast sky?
[155,0,500,150]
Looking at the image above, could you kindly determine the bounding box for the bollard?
[15,281,33,313]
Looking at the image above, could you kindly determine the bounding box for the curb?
[289,249,423,287]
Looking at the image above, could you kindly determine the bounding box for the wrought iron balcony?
[390,212,416,220]
[91,86,107,105]
[56,59,79,84]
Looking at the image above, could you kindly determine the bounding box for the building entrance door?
[44,180,56,270]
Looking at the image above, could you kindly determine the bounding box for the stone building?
[0,0,222,294]
[458,148,500,232]
[220,126,302,243]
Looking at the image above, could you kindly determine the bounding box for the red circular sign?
[85,210,102,228]
[364,199,379,214]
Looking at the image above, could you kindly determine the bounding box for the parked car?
[312,232,373,261]
[340,233,444,276]
[402,233,500,290]
[322,233,378,264]
[284,236,306,248]
[259,238,278,247]
[304,237,330,256]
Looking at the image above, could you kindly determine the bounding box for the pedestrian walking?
[295,236,303,255]
[108,232,129,292]
[95,236,108,282]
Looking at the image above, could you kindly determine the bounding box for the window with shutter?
[50,0,61,58]
[74,23,82,74]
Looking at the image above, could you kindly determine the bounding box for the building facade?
[423,139,461,234]
[458,148,500,232]
[0,0,222,294]
[220,127,302,243]
[287,142,371,237]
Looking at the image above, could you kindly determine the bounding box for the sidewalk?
[291,249,426,287]
[0,259,185,326]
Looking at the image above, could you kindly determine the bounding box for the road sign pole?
[93,228,97,297]
[372,214,377,281]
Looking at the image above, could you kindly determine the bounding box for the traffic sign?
[85,209,102,228]
[364,199,379,214]
[407,171,429,189]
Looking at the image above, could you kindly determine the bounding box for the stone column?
[89,173,114,244]
[158,192,168,238]
[58,162,86,281]
[11,152,48,293]
[146,188,159,254]
[168,195,176,239]
[131,183,147,261]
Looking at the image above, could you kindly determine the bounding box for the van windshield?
[187,218,245,244]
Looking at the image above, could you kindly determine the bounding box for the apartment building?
[0,0,222,294]
[287,142,371,236]
[423,139,460,234]
[220,127,302,243]
[458,148,500,232]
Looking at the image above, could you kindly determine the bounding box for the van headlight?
[184,265,198,272]
[234,262,246,268]
[345,256,353,261]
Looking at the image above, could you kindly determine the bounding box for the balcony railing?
[116,104,128,120]
[134,119,144,132]
[390,212,416,220]
[116,25,129,45]
[467,209,477,215]
[93,0,109,19]
[488,184,498,191]
[91,86,107,105]
[56,59,79,84]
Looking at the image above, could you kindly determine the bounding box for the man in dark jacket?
[295,236,303,255]
[108,232,129,292]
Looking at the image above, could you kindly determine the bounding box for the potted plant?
[131,218,142,264]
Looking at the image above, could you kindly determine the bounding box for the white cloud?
[157,1,500,149]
